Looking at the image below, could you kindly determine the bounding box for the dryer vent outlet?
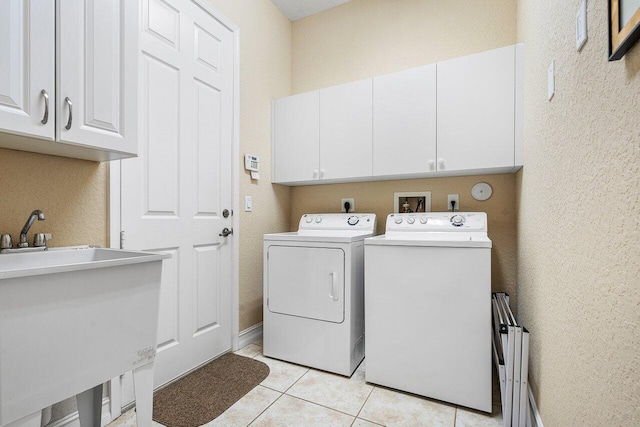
[341,198,354,213]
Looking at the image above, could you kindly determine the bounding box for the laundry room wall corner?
[206,0,292,331]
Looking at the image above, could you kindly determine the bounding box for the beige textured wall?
[206,0,292,331]
[290,0,518,296]
[516,1,640,425]
[0,147,108,248]
[292,0,517,93]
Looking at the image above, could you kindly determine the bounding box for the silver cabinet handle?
[40,90,49,124]
[64,97,73,130]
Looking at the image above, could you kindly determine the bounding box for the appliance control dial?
[315,217,323,223]
[450,215,465,226]
[394,217,403,224]
[420,216,428,224]
[305,216,313,223]
[407,217,415,224]
[347,216,359,226]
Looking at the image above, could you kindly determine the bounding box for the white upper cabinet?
[0,0,55,140]
[319,78,373,180]
[436,45,516,172]
[271,44,523,185]
[373,64,437,177]
[57,0,138,156]
[272,91,320,183]
[0,0,138,161]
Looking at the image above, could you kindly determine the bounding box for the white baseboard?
[238,322,263,349]
[47,398,112,427]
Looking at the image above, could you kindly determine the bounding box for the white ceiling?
[271,0,352,21]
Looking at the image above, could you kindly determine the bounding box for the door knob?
[219,227,233,237]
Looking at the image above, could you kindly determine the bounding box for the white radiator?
[492,293,542,427]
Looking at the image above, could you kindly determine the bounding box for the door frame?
[107,0,240,416]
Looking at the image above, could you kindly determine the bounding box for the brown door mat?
[152,353,270,426]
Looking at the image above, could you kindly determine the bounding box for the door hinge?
[120,230,125,249]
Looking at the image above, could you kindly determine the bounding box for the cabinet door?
[373,65,436,176]
[320,79,373,180]
[437,45,515,172]
[57,0,138,156]
[272,91,320,183]
[0,0,54,140]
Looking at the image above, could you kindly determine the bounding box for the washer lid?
[365,233,492,248]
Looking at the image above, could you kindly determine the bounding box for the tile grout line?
[282,393,361,421]
[353,384,378,425]
[282,367,375,420]
[245,390,286,427]
[282,367,311,394]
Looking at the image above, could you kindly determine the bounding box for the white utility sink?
[0,247,169,427]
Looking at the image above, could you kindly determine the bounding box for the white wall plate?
[471,182,493,201]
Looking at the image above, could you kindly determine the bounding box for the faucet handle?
[1,234,13,249]
[33,233,47,248]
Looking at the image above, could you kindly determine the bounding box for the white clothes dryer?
[365,212,492,412]
[263,213,376,376]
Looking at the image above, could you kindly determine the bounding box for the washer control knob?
[407,217,415,224]
[315,216,323,223]
[451,215,465,226]
[305,216,313,223]
[394,217,403,224]
[420,216,428,224]
[347,216,359,226]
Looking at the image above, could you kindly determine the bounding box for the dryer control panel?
[386,212,487,233]
[299,213,377,232]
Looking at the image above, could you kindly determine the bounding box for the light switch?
[548,61,555,101]
[244,196,252,212]
[576,0,587,52]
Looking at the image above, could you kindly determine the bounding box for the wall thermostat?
[245,155,259,172]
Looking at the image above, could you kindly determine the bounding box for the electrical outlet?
[341,198,355,213]
[244,195,252,212]
[447,194,459,212]
[576,0,587,52]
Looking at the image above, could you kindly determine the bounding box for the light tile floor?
[109,340,502,427]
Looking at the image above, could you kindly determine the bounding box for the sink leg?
[132,362,155,427]
[76,384,103,427]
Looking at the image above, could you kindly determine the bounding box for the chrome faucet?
[18,210,45,248]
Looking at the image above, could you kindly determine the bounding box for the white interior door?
[120,0,235,392]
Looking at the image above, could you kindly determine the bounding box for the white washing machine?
[365,212,492,412]
[263,213,376,376]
